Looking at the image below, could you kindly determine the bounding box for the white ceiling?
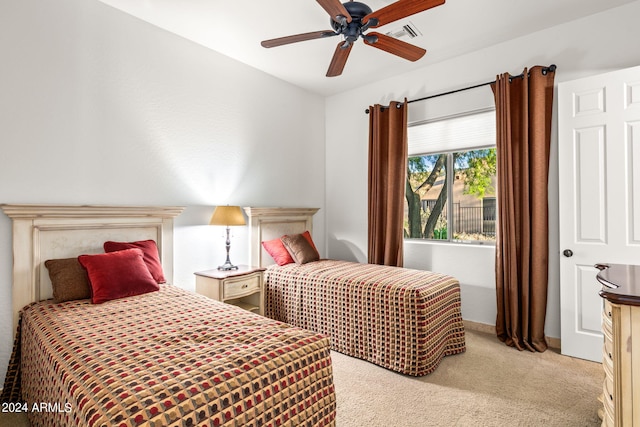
[98,0,635,96]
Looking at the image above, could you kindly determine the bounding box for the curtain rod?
[365,64,556,114]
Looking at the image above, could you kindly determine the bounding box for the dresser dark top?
[597,263,640,306]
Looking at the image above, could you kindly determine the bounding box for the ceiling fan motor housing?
[331,1,373,42]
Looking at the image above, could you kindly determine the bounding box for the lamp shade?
[210,205,246,226]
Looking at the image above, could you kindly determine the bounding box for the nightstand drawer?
[223,275,261,299]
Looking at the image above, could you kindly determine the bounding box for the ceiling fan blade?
[364,0,445,28]
[316,0,352,23]
[364,32,426,61]
[261,30,338,48]
[326,42,353,77]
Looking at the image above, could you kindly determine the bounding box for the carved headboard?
[1,204,184,329]
[244,207,319,268]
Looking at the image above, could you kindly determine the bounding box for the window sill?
[404,239,496,249]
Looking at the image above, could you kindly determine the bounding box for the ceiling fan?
[261,0,445,77]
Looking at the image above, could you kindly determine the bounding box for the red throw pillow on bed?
[300,230,318,252]
[262,238,294,265]
[262,231,318,265]
[103,239,165,283]
[78,248,160,304]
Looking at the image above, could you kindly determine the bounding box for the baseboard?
[463,320,495,335]
[546,336,561,351]
[463,320,561,350]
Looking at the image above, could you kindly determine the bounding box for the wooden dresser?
[596,264,640,426]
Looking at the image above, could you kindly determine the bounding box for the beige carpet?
[0,330,603,427]
[333,329,603,426]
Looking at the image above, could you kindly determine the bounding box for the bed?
[244,207,466,377]
[0,204,336,427]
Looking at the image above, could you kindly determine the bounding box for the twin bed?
[0,205,335,427]
[1,205,465,426]
[245,207,465,377]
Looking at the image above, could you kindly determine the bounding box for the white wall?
[325,1,640,337]
[0,0,326,385]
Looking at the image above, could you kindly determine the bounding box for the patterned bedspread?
[265,260,466,376]
[2,285,336,427]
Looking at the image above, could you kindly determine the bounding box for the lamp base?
[217,261,239,271]
[218,225,238,270]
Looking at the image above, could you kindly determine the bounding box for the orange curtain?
[492,66,555,352]
[368,100,408,267]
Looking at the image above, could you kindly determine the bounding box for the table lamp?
[210,205,246,270]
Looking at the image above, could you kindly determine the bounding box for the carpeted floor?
[333,329,603,427]
[0,330,603,427]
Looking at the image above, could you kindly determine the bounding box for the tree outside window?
[405,148,497,243]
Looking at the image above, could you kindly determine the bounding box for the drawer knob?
[242,284,248,288]
[608,352,612,359]
[610,394,613,401]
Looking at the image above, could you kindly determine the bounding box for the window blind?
[408,109,496,156]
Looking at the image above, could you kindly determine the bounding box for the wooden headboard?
[244,207,319,268]
[1,204,184,329]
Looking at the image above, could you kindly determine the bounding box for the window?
[404,110,496,243]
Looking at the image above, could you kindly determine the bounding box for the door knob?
[563,249,573,257]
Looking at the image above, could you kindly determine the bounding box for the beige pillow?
[45,258,91,303]
[281,233,320,264]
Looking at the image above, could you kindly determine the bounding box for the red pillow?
[78,248,160,304]
[103,239,165,283]
[262,238,294,266]
[262,231,318,266]
[300,231,318,252]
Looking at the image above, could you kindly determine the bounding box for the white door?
[558,65,640,362]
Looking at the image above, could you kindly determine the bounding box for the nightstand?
[194,265,265,315]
